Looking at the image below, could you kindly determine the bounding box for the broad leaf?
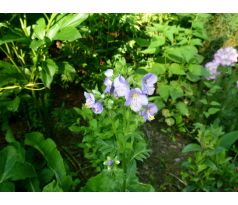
[40,59,58,88]
[219,131,238,150]
[53,27,81,41]
[24,132,72,190]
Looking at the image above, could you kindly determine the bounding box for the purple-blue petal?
[92,102,103,114]
[143,73,158,85]
[104,69,113,77]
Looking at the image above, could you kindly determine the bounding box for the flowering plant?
[70,69,158,191]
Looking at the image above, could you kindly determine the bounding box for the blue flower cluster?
[205,47,238,80]
[84,92,103,114]
[84,69,159,122]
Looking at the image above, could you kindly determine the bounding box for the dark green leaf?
[24,132,72,190]
[40,59,58,88]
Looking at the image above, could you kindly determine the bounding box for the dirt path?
[138,119,191,191]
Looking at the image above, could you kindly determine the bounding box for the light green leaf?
[151,63,166,75]
[165,46,199,64]
[219,131,238,150]
[165,118,175,126]
[158,83,170,101]
[182,143,201,153]
[53,27,81,41]
[204,108,220,118]
[43,180,63,192]
[169,81,184,101]
[47,13,88,40]
[169,63,185,75]
[32,18,46,40]
[149,35,165,48]
[176,102,189,116]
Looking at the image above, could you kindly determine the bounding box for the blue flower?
[125,88,148,112]
[113,75,130,98]
[92,102,103,114]
[140,103,158,122]
[214,47,238,67]
[103,77,113,94]
[142,73,157,95]
[204,60,220,80]
[104,69,113,77]
[84,92,95,108]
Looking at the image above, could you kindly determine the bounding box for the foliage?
[0,124,74,191]
[1,13,238,192]
[181,123,238,191]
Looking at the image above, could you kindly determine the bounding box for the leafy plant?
[181,123,238,191]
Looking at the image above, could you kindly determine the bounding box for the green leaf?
[47,13,88,40]
[176,102,189,116]
[81,170,123,192]
[165,118,175,126]
[204,108,220,118]
[43,180,63,192]
[24,132,72,190]
[40,59,58,88]
[60,62,77,82]
[32,18,46,40]
[188,64,205,76]
[219,131,238,150]
[0,33,26,46]
[0,181,15,192]
[182,143,201,153]
[158,83,170,101]
[30,39,45,50]
[151,63,166,75]
[169,63,185,75]
[0,146,17,183]
[0,146,36,183]
[7,96,20,112]
[149,35,165,48]
[141,47,156,54]
[169,81,184,101]
[53,27,81,41]
[165,46,199,64]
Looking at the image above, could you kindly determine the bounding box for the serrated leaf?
[169,82,184,101]
[176,102,189,116]
[151,63,166,75]
[150,35,165,48]
[165,46,198,64]
[158,83,170,101]
[169,63,185,75]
